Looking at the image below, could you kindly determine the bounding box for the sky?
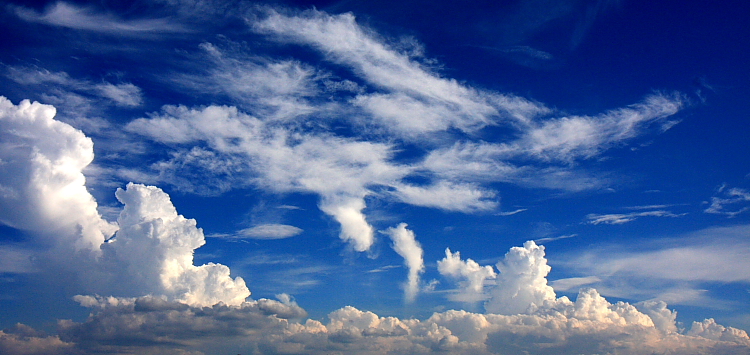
[0,0,749,354]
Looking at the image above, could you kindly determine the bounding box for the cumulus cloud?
[4,240,749,355]
[0,97,115,251]
[0,324,72,355]
[101,183,250,306]
[0,97,248,308]
[383,223,424,302]
[438,248,497,302]
[485,241,558,315]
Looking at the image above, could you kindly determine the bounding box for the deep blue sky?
[1,0,749,354]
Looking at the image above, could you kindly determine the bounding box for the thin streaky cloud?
[13,2,191,36]
[586,210,686,225]
[535,233,577,243]
[497,208,527,216]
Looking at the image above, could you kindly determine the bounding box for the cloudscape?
[1,0,749,354]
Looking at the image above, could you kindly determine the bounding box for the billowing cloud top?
[1,1,749,354]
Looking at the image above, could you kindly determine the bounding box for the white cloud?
[254,9,550,138]
[550,276,601,292]
[383,223,424,302]
[586,210,686,225]
[232,224,303,240]
[0,97,249,308]
[174,42,321,120]
[555,224,750,306]
[485,241,557,315]
[94,82,143,107]
[117,9,687,257]
[516,93,684,161]
[437,248,497,302]
[3,65,144,131]
[392,181,497,213]
[13,2,189,36]
[101,183,251,307]
[0,97,115,251]
[4,241,749,354]
[705,184,750,217]
[126,104,408,252]
[534,233,576,243]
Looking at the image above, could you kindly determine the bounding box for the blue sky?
[1,0,749,354]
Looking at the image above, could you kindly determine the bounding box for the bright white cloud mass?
[1,0,749,354]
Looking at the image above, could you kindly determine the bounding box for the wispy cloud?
[556,224,750,305]
[586,210,686,225]
[497,208,527,216]
[705,184,750,217]
[535,233,576,243]
[12,2,190,36]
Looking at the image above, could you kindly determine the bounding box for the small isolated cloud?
[94,82,143,107]
[535,233,577,243]
[497,208,527,216]
[586,210,685,225]
[234,224,303,240]
[383,223,425,302]
[705,184,750,217]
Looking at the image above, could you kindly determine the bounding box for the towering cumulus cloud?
[0,97,249,307]
[485,241,557,314]
[0,97,115,251]
[102,183,250,306]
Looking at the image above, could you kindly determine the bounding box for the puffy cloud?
[437,248,497,302]
[485,241,557,315]
[2,228,749,354]
[7,285,747,355]
[0,97,115,251]
[100,183,250,307]
[0,97,248,308]
[0,324,72,355]
[383,223,425,302]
